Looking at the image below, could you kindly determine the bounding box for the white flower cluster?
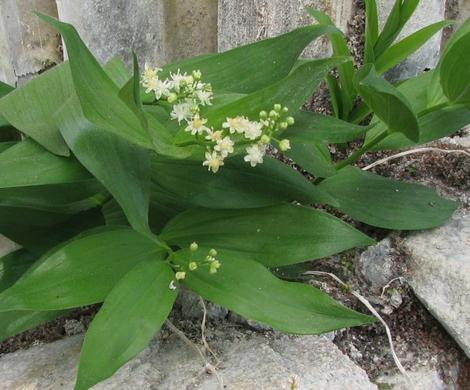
[142,66,295,173]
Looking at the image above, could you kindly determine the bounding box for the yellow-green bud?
[260,134,271,144]
[190,242,199,252]
[274,104,282,112]
[189,262,198,271]
[209,260,221,274]
[175,271,186,280]
[167,93,178,104]
[209,248,217,256]
[279,122,288,130]
[259,110,268,119]
[282,106,289,113]
[192,69,202,80]
[269,110,279,119]
[279,139,291,152]
[286,116,295,125]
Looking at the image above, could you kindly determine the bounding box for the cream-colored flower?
[170,69,189,91]
[170,101,193,123]
[222,116,250,134]
[205,129,224,142]
[175,271,186,280]
[279,139,291,152]
[244,143,266,167]
[244,121,263,140]
[185,114,209,135]
[203,151,224,173]
[214,136,234,157]
[195,89,213,106]
[153,78,171,100]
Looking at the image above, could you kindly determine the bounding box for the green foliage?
[0,9,466,389]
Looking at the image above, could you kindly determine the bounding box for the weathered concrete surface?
[0,0,61,85]
[56,0,218,67]
[404,211,470,358]
[217,0,354,57]
[376,367,446,390]
[377,0,446,80]
[0,326,377,389]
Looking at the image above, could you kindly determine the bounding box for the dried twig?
[362,147,470,171]
[381,277,405,298]
[304,271,415,390]
[199,297,221,365]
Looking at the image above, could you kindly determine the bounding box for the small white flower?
[203,151,224,173]
[195,89,213,106]
[244,121,263,140]
[153,78,171,100]
[279,139,291,152]
[170,101,193,123]
[244,143,266,167]
[214,136,234,157]
[170,69,191,91]
[222,116,251,134]
[185,114,209,135]
[169,280,177,290]
[205,129,223,142]
[175,271,186,280]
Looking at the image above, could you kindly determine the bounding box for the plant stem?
[335,130,389,170]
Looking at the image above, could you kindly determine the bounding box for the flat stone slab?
[0,325,377,389]
[404,211,470,358]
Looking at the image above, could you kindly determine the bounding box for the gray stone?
[177,288,228,321]
[358,237,397,289]
[0,326,377,389]
[376,367,446,390]
[56,0,218,68]
[377,0,446,80]
[217,0,354,58]
[0,0,61,85]
[404,211,470,358]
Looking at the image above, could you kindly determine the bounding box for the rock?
[357,237,397,290]
[377,0,446,80]
[404,211,470,358]
[0,0,61,85]
[217,0,354,58]
[56,0,218,67]
[376,367,446,390]
[0,325,378,389]
[176,288,228,321]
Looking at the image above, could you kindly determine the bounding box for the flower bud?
[279,122,288,130]
[259,110,268,119]
[192,70,202,80]
[269,110,279,119]
[260,134,271,144]
[190,242,199,252]
[175,271,186,280]
[279,139,291,152]
[167,93,178,104]
[189,262,198,271]
[274,104,282,112]
[209,248,217,256]
[286,116,295,125]
[282,106,289,113]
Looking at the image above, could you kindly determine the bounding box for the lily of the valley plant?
[0,1,469,388]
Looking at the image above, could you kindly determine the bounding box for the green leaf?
[284,111,369,144]
[160,204,374,267]
[0,310,65,343]
[440,30,470,104]
[0,249,37,292]
[375,21,454,74]
[0,58,130,156]
[151,155,337,209]
[0,142,16,153]
[0,229,165,311]
[374,0,420,58]
[364,0,379,63]
[55,96,151,235]
[37,13,152,150]
[75,260,176,390]
[318,166,458,230]
[354,64,419,141]
[176,249,373,334]
[285,141,336,178]
[0,81,14,97]
[157,25,337,94]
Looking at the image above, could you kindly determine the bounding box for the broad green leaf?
[0,81,14,129]
[319,166,458,230]
[354,64,419,141]
[284,111,369,144]
[0,310,65,343]
[160,204,374,267]
[0,229,165,311]
[286,141,336,178]
[176,249,374,334]
[374,0,420,58]
[440,30,470,104]
[151,155,337,208]
[376,21,453,75]
[0,249,37,292]
[0,142,16,153]
[157,25,336,94]
[76,260,176,390]
[364,0,379,63]
[38,14,152,150]
[307,8,355,117]
[56,96,151,235]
